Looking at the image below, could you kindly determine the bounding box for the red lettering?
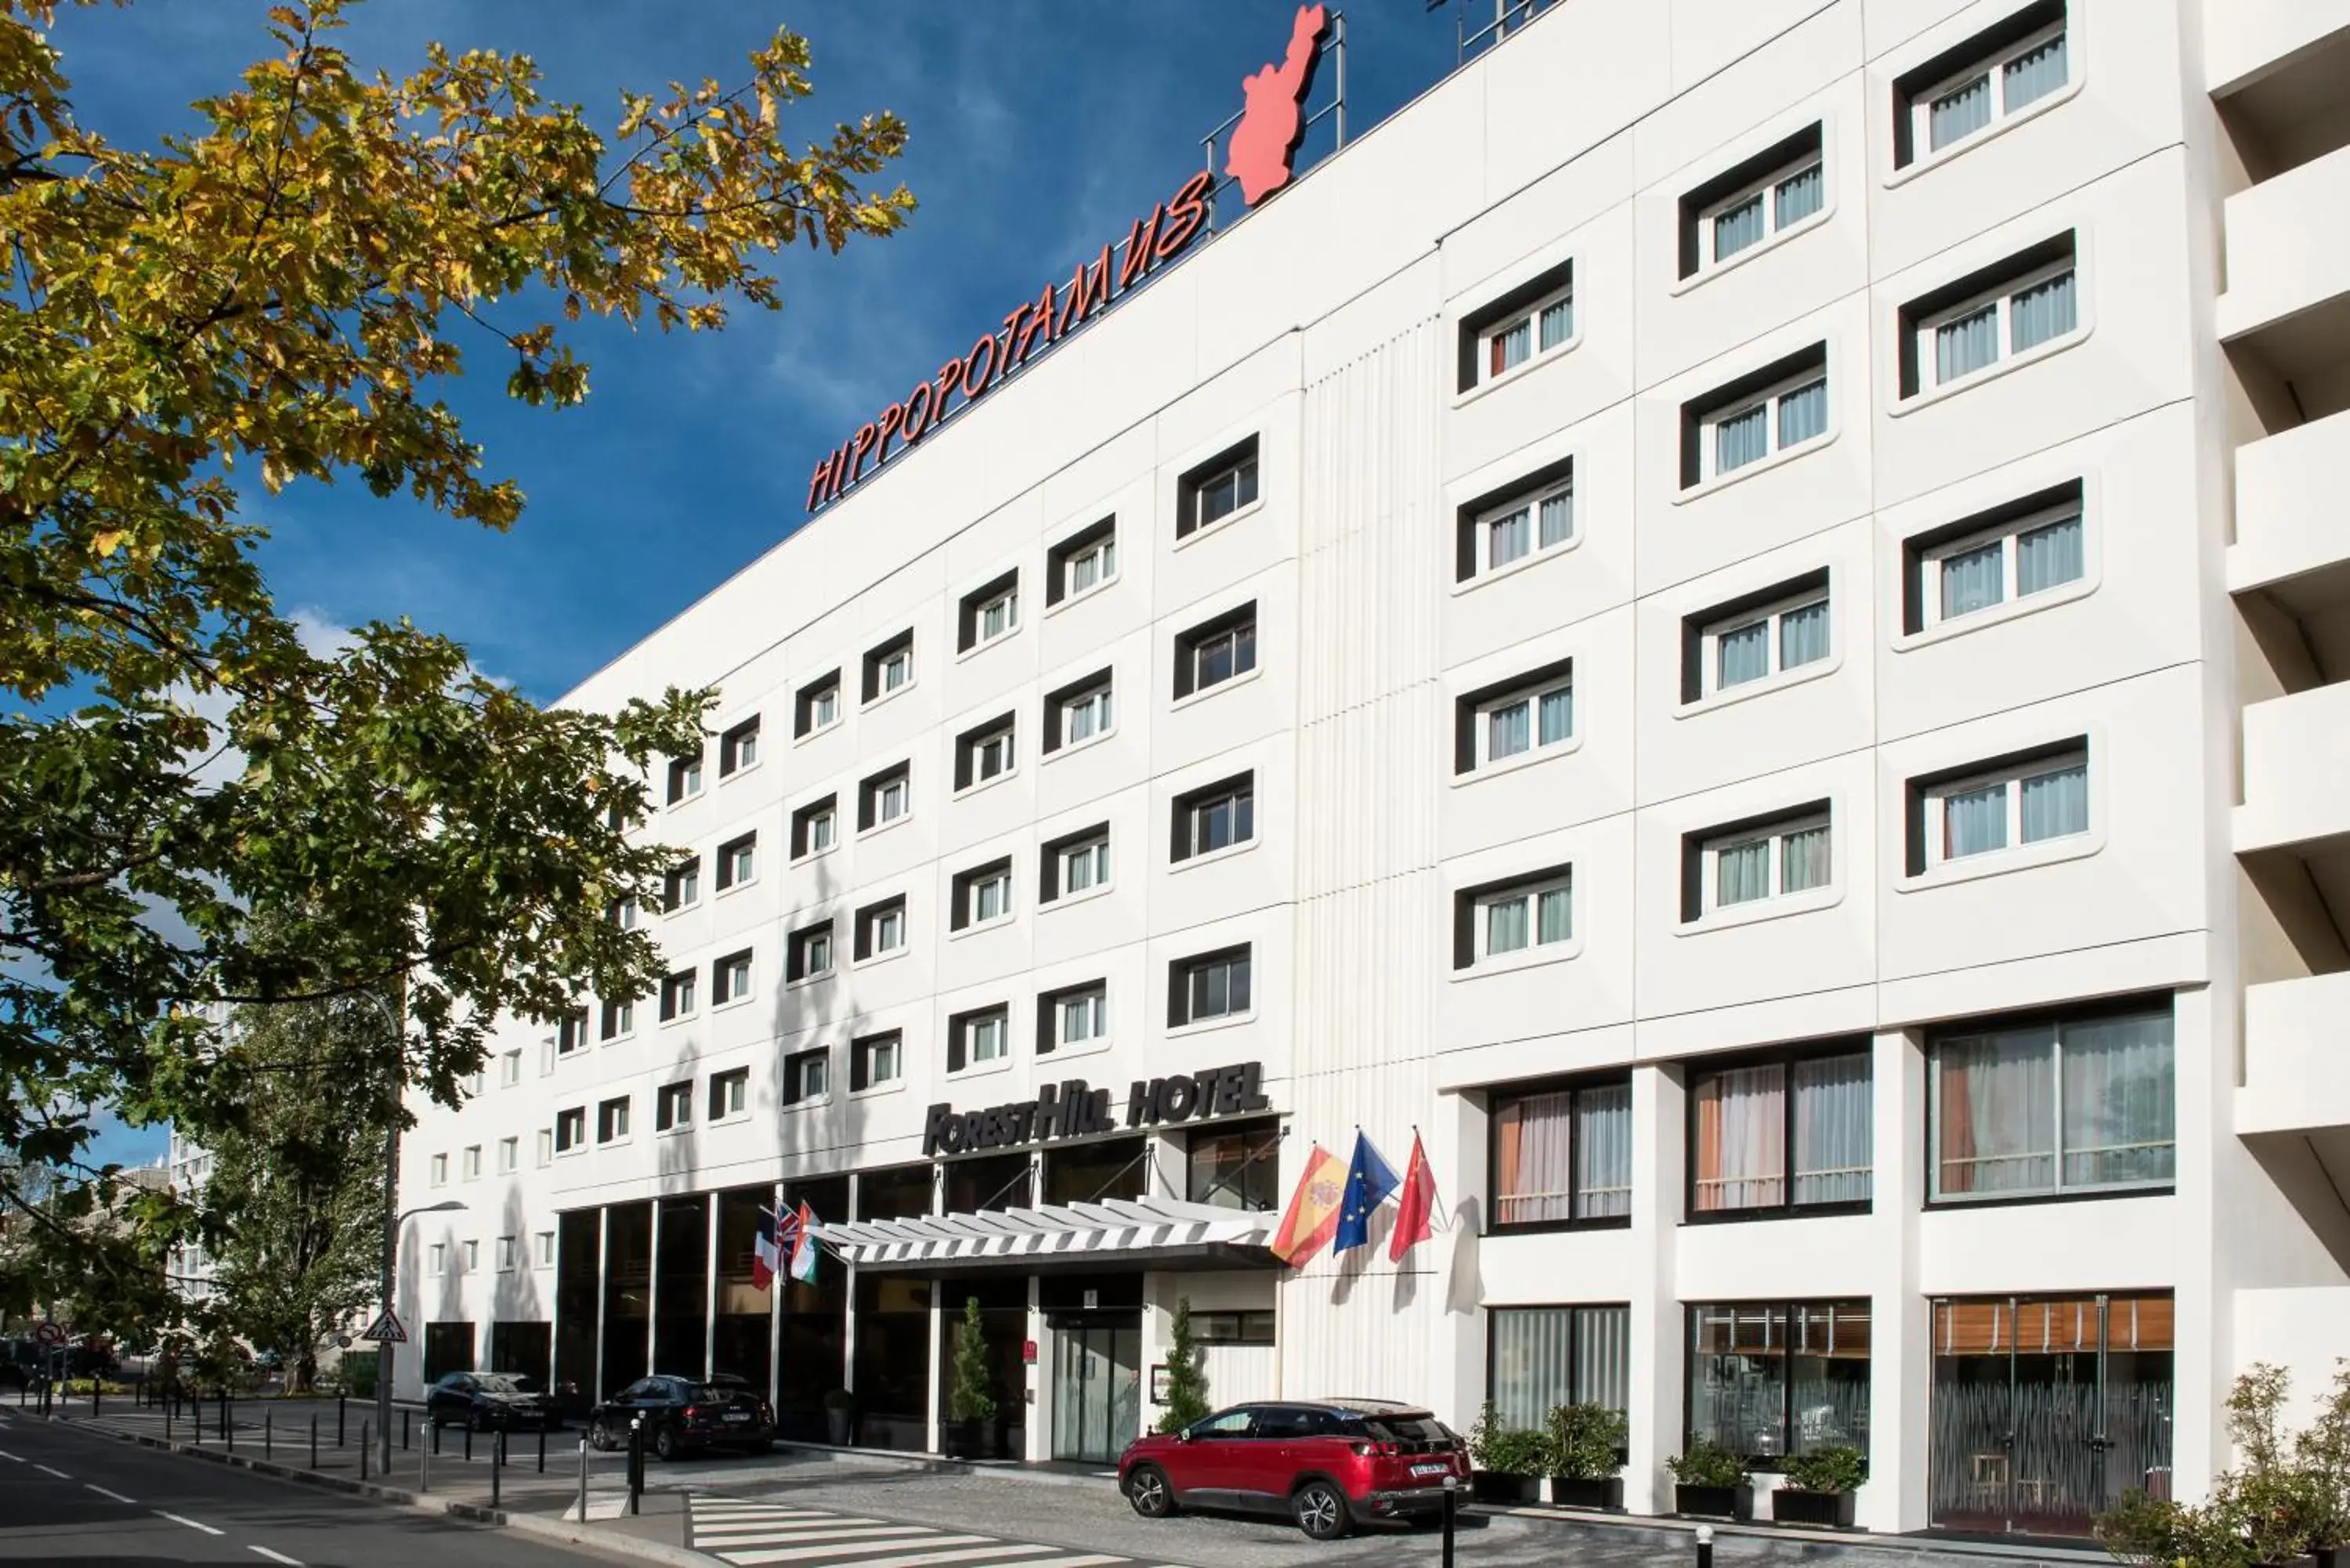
[875,402,907,465]
[827,441,851,503]
[1057,244,1113,336]
[847,421,879,483]
[1011,281,1057,365]
[1157,169,1213,261]
[933,357,964,421]
[805,450,837,513]
[1118,204,1164,291]
[960,332,999,399]
[902,379,937,443]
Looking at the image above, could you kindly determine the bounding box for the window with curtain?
[1700,366,1831,483]
[1490,1078,1632,1230]
[1694,808,1834,917]
[1471,873,1574,963]
[1929,1004,2175,1202]
[1703,587,1831,697]
[1924,500,2085,627]
[1918,257,2078,393]
[1470,671,1574,770]
[1470,474,1575,578]
[1907,18,2068,162]
[1701,153,1825,271]
[1476,281,1576,387]
[1690,1047,1873,1215]
[1688,1300,1871,1461]
[1489,1305,1632,1433]
[1922,748,2089,870]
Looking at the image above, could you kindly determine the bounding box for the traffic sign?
[334,1334,352,1350]
[358,1310,407,1345]
[31,1322,64,1347]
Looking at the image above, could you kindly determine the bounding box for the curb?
[1478,1506,2109,1566]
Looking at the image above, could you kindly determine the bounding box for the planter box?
[1472,1472,1541,1506]
[1770,1488,1856,1528]
[823,1407,853,1447]
[1548,1476,1624,1511]
[1675,1483,1751,1520]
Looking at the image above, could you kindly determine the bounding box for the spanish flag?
[1270,1143,1347,1266]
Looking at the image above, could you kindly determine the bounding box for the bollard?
[1696,1523,1715,1568]
[464,1422,472,1462]
[265,1411,272,1460]
[432,1418,441,1456]
[92,1381,99,1417]
[576,1438,588,1524]
[193,1396,202,1445]
[164,1396,172,1443]
[537,1424,546,1474]
[225,1395,234,1453]
[337,1394,345,1447]
[490,1431,503,1510]
[627,1417,643,1516]
[309,1414,317,1469]
[360,1422,370,1480]
[420,1429,431,1493]
[1441,1475,1459,1568]
[402,1410,410,1451]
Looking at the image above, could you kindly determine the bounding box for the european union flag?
[1332,1131,1401,1255]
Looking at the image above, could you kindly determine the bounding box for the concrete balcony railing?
[2218,141,2350,350]
[2206,0,2350,96]
[2237,681,2350,857]
[2229,406,2350,594]
[2240,970,2350,1138]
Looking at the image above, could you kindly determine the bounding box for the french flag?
[752,1206,784,1291]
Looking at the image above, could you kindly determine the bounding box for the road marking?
[34,1463,69,1478]
[0,1449,20,1462]
[697,1518,892,1536]
[251,1548,304,1566]
[713,1538,1007,1566]
[85,1484,136,1503]
[156,1511,225,1536]
[735,1549,1087,1568]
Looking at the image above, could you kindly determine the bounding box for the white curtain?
[1794,1053,1873,1205]
[1945,782,2008,858]
[1937,303,1999,381]
[1490,1308,1572,1430]
[1715,193,1765,260]
[1777,378,1828,446]
[1694,1065,1785,1211]
[2020,764,2088,843]
[2003,34,2067,111]
[1574,1083,1632,1219]
[2017,515,2083,595]
[1716,839,1771,905]
[1538,487,1574,547]
[1537,886,1572,945]
[1933,1026,2057,1197]
[1496,1093,1574,1224]
[1538,686,1573,746]
[2060,1011,2175,1189]
[2010,269,2077,352]
[1779,600,1831,670]
[1491,320,1531,375]
[1487,700,1531,761]
[1941,540,2005,618]
[1774,164,1823,227]
[1539,298,1574,352]
[1718,621,1770,687]
[1484,896,1531,956]
[1488,506,1531,568]
[1781,825,1831,893]
[1716,403,1769,471]
[1575,1307,1632,1415]
[1931,74,1991,150]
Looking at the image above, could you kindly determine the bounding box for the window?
[851,1031,902,1092]
[1691,577,1831,699]
[662,855,700,912]
[1689,1046,1874,1215]
[794,670,841,737]
[499,1050,521,1087]
[1907,483,2086,631]
[708,1067,750,1122]
[1900,234,2079,396]
[428,1242,446,1275]
[1457,662,1574,774]
[1687,805,1834,918]
[655,1081,692,1133]
[1457,257,1575,392]
[1681,345,1830,488]
[711,948,753,1006]
[1912,745,2089,872]
[786,920,835,984]
[1039,981,1108,1054]
[1489,1305,1631,1433]
[1457,867,1574,966]
[462,1069,485,1097]
[537,1127,558,1165]
[949,1006,1010,1072]
[461,1146,482,1181]
[714,833,756,892]
[1896,2,2068,167]
[1047,518,1117,605]
[958,569,1021,653]
[608,894,638,930]
[1173,603,1257,699]
[595,1095,630,1143]
[665,751,703,804]
[1187,1120,1282,1210]
[658,968,697,1022]
[429,1152,449,1187]
[858,763,911,832]
[496,1235,517,1272]
[555,1009,588,1056]
[497,1136,518,1174]
[718,716,761,776]
[1173,773,1254,863]
[462,1239,479,1273]
[1177,437,1260,538]
[790,795,838,860]
[1929,1003,2174,1201]
[533,1231,555,1269]
[783,1046,829,1105]
[1040,825,1111,903]
[599,996,634,1041]
[854,895,908,962]
[1688,1300,1872,1462]
[1679,123,1825,279]
[1458,464,1574,582]
[954,715,1017,791]
[862,630,915,703]
[1170,945,1251,1028]
[1489,1078,1631,1227]
[1044,672,1114,753]
[952,858,1014,931]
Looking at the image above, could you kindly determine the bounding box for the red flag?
[1270,1143,1348,1266]
[1388,1133,1438,1263]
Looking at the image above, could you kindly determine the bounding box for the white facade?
[396,0,2350,1535]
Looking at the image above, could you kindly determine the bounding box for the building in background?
[166,1127,216,1309]
[394,0,2350,1534]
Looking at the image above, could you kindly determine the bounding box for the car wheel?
[588,1419,612,1452]
[466,1410,485,1433]
[1292,1480,1350,1541]
[1126,1465,1178,1519]
[653,1423,681,1462]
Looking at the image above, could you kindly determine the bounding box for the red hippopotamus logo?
[1226,4,1329,207]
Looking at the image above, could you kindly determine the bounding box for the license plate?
[1410,1462,1448,1477]
[722,1411,750,1422]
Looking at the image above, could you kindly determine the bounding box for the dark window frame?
[1456,256,1576,394]
[1484,1073,1634,1237]
[1036,978,1109,1057]
[710,948,754,1006]
[947,1004,1011,1074]
[1896,232,2077,398]
[1173,602,1259,701]
[785,919,836,985]
[1042,668,1114,753]
[1683,1037,1875,1223]
[781,1046,830,1106]
[852,895,907,963]
[1046,515,1117,605]
[1454,658,1574,776]
[1452,861,1576,971]
[1455,455,1576,583]
[1683,1297,1874,1469]
[555,1008,590,1055]
[1900,479,2085,635]
[1890,0,2067,169]
[1039,822,1112,904]
[857,761,913,833]
[1171,771,1256,863]
[553,1106,586,1152]
[1485,1302,1635,1440]
[1184,1117,1283,1210]
[1901,736,2087,876]
[956,567,1022,653]
[1679,798,1836,923]
[1679,569,1833,705]
[657,969,695,1022]
[1169,943,1253,1029]
[1176,435,1261,540]
[1676,122,1826,279]
[793,670,841,738]
[718,716,761,777]
[714,831,757,892]
[953,713,1018,793]
[654,1080,692,1133]
[662,855,700,912]
[860,629,916,705]
[850,1030,902,1093]
[707,1067,750,1122]
[598,997,633,1042]
[1678,342,1830,490]
[790,794,839,860]
[664,751,703,805]
[595,1094,631,1143]
[950,856,1016,933]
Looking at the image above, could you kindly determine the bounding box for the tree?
[0,0,913,1290]
[201,990,394,1393]
[948,1295,996,1425]
[1155,1295,1210,1433]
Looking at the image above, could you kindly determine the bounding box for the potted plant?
[1468,1400,1549,1506]
[1773,1445,1865,1527]
[1154,1297,1213,1435]
[822,1386,855,1448]
[943,1297,997,1459]
[1669,1437,1752,1519]
[1545,1402,1627,1511]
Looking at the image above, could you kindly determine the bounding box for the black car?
[425,1371,560,1432]
[588,1373,775,1461]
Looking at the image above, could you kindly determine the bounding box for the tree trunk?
[292,1351,317,1396]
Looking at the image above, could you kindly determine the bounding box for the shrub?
[1667,1437,1748,1488]
[1545,1403,1627,1480]
[336,1352,378,1399]
[1782,1445,1867,1494]
[947,1298,996,1423]
[1153,1297,1212,1436]
[1469,1401,1551,1476]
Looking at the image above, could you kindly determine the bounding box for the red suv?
[1118,1399,1469,1540]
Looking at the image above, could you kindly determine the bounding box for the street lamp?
[379,1198,465,1472]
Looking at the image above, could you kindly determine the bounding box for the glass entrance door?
[1929,1294,2173,1536]
[1050,1316,1141,1464]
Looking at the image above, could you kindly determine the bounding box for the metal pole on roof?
[1334,11,1347,149]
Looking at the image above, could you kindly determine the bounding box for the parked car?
[425,1371,560,1432]
[1119,1399,1470,1541]
[587,1373,776,1461]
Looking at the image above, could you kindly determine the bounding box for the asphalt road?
[0,1411,625,1568]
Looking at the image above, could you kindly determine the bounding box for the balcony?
[2218,143,2350,375]
[2238,682,2350,858]
[2241,972,2350,1139]
[2206,0,2350,98]
[2229,406,2350,598]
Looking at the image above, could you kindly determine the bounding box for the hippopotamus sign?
[1226,3,1330,207]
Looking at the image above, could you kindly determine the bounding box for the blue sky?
[61,0,1466,1165]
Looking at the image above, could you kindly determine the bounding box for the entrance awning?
[817,1196,1277,1274]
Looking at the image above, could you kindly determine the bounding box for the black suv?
[588,1373,775,1461]
[424,1371,559,1432]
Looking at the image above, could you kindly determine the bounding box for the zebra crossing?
[685,1494,1174,1568]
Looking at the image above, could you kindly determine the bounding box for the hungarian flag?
[1332,1132,1400,1255]
[1270,1143,1347,1266]
[752,1207,784,1291]
[1388,1133,1439,1263]
[787,1199,820,1284]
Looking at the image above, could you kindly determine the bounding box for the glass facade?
[1687,1299,1871,1463]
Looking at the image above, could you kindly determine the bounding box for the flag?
[752,1206,783,1291]
[1270,1143,1347,1266]
[787,1199,819,1284]
[1332,1132,1401,1255]
[1388,1133,1439,1263]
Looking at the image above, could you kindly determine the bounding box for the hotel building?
[392,0,2350,1535]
